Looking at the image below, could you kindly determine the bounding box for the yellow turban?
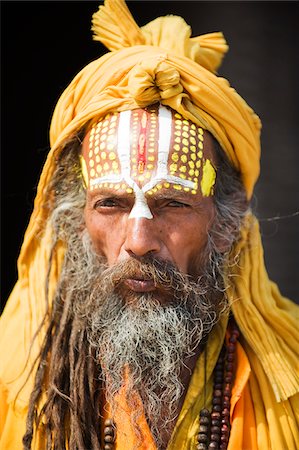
[1,0,298,421]
[50,1,261,199]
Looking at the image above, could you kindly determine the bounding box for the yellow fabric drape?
[228,214,299,402]
[1,0,298,448]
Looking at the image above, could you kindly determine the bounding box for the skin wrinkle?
[23,129,248,450]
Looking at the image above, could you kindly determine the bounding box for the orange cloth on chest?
[102,339,256,450]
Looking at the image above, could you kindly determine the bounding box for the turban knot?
[128,58,184,107]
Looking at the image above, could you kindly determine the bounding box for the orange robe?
[103,339,257,450]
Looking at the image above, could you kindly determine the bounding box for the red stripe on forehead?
[137,110,147,173]
[129,106,160,180]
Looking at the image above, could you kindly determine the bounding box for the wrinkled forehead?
[81,104,216,198]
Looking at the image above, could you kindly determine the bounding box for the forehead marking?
[116,110,153,219]
[88,106,209,220]
[141,106,196,193]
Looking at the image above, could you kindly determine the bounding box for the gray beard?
[63,230,227,447]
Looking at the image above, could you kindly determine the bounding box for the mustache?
[96,255,208,299]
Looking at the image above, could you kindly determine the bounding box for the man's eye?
[94,198,119,208]
[166,200,189,208]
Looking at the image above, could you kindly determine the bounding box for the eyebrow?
[87,188,134,199]
[147,189,194,201]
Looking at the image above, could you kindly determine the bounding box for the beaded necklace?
[103,321,239,450]
[197,322,239,450]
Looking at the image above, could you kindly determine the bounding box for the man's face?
[83,106,216,294]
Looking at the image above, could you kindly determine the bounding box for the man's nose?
[124,217,162,257]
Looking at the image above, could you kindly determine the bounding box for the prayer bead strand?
[209,347,225,449]
[220,322,239,449]
[197,319,239,450]
[103,418,116,449]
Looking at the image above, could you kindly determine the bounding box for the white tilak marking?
[117,110,132,183]
[143,105,196,193]
[129,189,153,220]
[157,105,171,177]
[118,111,153,219]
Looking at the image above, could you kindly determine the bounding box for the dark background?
[1,1,299,312]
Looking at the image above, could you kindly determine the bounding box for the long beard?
[67,231,227,446]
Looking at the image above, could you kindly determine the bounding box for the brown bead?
[223,395,231,403]
[214,376,223,384]
[208,442,219,449]
[221,434,229,443]
[197,444,208,450]
[210,433,220,441]
[222,408,230,417]
[229,335,237,343]
[232,328,240,338]
[227,354,234,362]
[211,412,221,420]
[198,433,209,444]
[211,425,220,433]
[221,423,229,433]
[213,389,222,398]
[200,416,210,426]
[104,419,113,426]
[226,362,234,372]
[212,405,222,413]
[212,397,222,406]
[211,419,221,427]
[200,408,211,417]
[227,343,235,353]
[104,435,114,444]
[104,444,114,450]
[199,424,209,434]
[220,444,228,450]
[104,426,114,436]
[222,399,230,408]
[214,383,223,390]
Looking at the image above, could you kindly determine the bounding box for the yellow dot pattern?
[167,112,216,195]
[84,112,121,191]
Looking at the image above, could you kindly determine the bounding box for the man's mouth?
[124,277,156,292]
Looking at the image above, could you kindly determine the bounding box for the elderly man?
[0,1,298,449]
